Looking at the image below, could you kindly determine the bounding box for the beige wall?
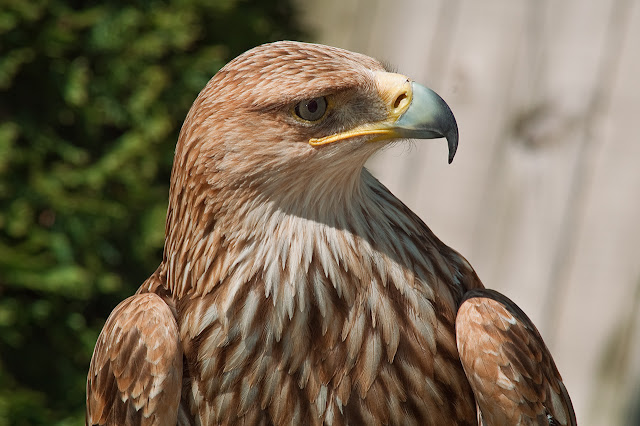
[298,0,640,424]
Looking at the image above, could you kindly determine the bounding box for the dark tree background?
[0,1,305,423]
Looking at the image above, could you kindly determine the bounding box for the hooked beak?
[309,72,459,163]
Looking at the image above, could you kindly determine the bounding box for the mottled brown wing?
[86,293,182,426]
[455,288,576,426]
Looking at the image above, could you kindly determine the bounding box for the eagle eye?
[294,97,327,122]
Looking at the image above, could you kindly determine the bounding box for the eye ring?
[294,97,328,122]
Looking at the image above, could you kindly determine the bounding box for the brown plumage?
[86,41,575,425]
[456,289,576,426]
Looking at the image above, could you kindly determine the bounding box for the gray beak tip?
[447,127,459,164]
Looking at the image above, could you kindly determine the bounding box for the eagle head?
[171,41,457,209]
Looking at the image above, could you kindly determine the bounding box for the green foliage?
[0,0,305,423]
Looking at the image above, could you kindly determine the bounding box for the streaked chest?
[175,209,475,424]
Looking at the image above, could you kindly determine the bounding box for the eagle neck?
[161,157,474,313]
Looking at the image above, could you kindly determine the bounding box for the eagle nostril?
[394,92,408,110]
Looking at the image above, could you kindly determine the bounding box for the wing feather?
[455,288,576,426]
[86,293,182,426]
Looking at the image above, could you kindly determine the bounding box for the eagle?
[86,41,576,425]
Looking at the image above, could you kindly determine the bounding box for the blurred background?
[0,0,638,424]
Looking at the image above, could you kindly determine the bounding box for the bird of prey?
[86,41,575,425]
